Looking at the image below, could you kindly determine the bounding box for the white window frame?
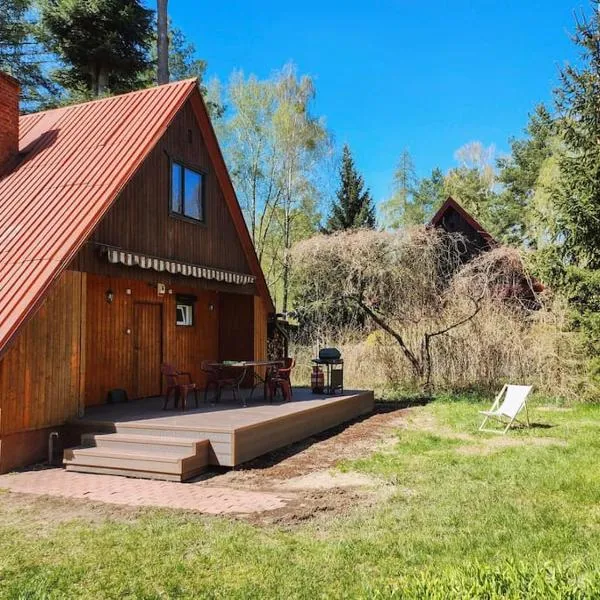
[176,302,193,326]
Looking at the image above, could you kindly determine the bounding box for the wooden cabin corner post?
[77,272,87,418]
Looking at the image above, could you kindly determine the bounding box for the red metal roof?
[0,78,274,357]
[0,79,199,355]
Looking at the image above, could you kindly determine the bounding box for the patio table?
[208,360,283,406]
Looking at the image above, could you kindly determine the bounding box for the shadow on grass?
[375,396,433,411]
[482,421,557,433]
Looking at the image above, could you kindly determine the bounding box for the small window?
[176,302,193,326]
[171,161,204,221]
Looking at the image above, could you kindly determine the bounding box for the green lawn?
[2,398,600,599]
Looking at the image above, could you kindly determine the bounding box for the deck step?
[81,433,206,456]
[64,433,209,482]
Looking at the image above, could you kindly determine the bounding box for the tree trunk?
[356,300,423,380]
[281,166,293,314]
[97,68,109,96]
[157,0,169,85]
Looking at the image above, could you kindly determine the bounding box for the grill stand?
[311,358,344,395]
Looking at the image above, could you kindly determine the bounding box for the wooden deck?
[64,388,374,481]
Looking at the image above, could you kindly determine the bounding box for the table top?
[210,360,283,368]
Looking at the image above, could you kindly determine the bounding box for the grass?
[2,398,600,598]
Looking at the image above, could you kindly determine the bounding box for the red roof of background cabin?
[0,79,273,356]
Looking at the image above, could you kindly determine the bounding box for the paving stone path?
[0,469,287,514]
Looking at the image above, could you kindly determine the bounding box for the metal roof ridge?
[19,78,198,124]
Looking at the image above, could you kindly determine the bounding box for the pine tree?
[0,0,55,109]
[326,145,376,232]
[554,3,600,269]
[547,2,600,364]
[413,167,445,222]
[381,151,445,229]
[380,149,417,229]
[497,104,558,247]
[39,0,154,97]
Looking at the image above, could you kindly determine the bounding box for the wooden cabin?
[430,196,544,302]
[430,196,496,262]
[0,73,274,473]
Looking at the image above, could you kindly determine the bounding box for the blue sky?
[169,0,582,204]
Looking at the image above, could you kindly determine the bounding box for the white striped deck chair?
[479,384,532,434]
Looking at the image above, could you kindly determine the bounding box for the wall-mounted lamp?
[208,303,215,311]
[125,288,132,295]
[105,289,114,304]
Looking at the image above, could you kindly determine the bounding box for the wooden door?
[133,303,163,398]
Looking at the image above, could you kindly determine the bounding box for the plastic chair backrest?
[276,357,295,380]
[161,363,179,387]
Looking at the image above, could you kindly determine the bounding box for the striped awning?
[104,247,256,286]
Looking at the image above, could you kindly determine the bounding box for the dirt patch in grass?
[0,490,143,535]
[243,470,394,527]
[201,404,409,487]
[193,404,406,525]
[276,470,379,491]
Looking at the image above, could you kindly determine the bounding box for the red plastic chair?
[161,363,199,410]
[201,361,240,404]
[268,358,295,402]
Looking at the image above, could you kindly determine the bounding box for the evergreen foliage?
[380,149,418,228]
[39,0,154,97]
[497,104,559,247]
[554,4,600,270]
[540,3,600,375]
[413,168,445,224]
[381,151,445,229]
[326,144,375,231]
[0,0,55,109]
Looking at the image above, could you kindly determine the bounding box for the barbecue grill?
[312,348,344,395]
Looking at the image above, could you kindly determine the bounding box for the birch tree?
[218,72,281,265]
[272,64,328,312]
[218,64,328,311]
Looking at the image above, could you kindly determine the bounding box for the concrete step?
[64,434,210,482]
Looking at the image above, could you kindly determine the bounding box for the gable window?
[171,161,204,221]
[176,301,194,326]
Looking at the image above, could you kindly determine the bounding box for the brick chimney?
[0,72,20,169]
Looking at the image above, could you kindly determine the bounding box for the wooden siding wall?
[218,293,254,362]
[85,273,219,406]
[73,100,252,279]
[0,270,85,435]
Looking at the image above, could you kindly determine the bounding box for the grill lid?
[319,347,341,360]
